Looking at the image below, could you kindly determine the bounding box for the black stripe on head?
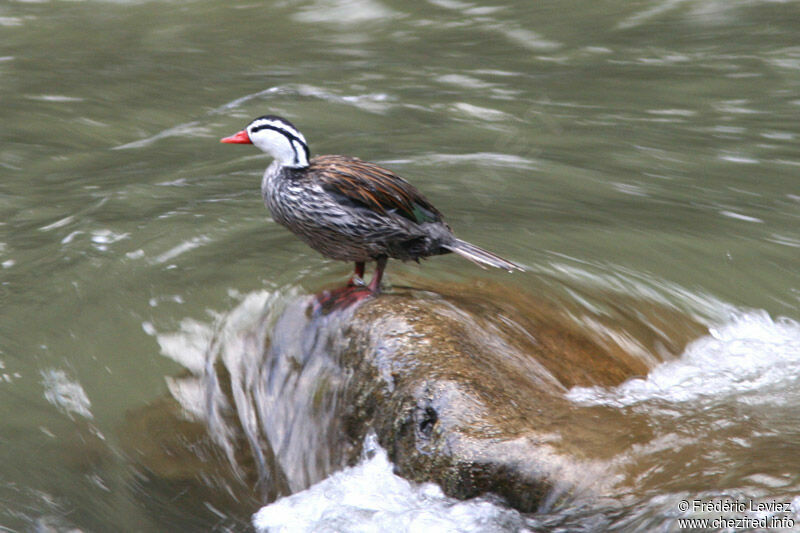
[291,139,310,166]
[249,115,310,166]
[254,114,298,130]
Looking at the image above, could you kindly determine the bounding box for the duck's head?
[221,115,309,168]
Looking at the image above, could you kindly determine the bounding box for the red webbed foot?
[312,285,374,314]
[311,257,388,315]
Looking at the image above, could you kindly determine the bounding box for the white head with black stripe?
[221,115,309,168]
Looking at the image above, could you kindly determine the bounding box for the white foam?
[719,210,763,222]
[253,434,531,533]
[719,155,760,165]
[39,216,76,232]
[0,16,24,27]
[90,228,130,250]
[390,152,538,170]
[568,310,800,407]
[26,95,85,102]
[113,121,211,150]
[437,74,496,89]
[452,102,511,122]
[293,0,399,25]
[41,369,93,419]
[152,235,212,264]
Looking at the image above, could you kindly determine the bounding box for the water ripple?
[568,310,800,407]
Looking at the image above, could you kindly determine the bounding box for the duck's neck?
[262,160,281,199]
[261,160,309,199]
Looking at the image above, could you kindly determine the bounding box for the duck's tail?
[444,239,524,272]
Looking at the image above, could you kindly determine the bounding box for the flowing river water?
[2,0,800,531]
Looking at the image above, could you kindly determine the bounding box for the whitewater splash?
[568,310,800,407]
[252,433,531,533]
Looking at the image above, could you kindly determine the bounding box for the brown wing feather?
[309,155,443,224]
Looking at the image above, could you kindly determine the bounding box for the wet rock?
[123,279,705,514]
[330,286,667,512]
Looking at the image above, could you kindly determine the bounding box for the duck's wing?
[310,155,443,225]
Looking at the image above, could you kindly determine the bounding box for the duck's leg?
[347,261,365,287]
[368,256,387,293]
[313,261,377,315]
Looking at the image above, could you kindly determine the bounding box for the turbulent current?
[1,0,800,531]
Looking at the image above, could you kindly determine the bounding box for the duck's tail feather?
[444,239,524,272]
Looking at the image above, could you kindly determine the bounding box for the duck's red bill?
[220,130,252,144]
